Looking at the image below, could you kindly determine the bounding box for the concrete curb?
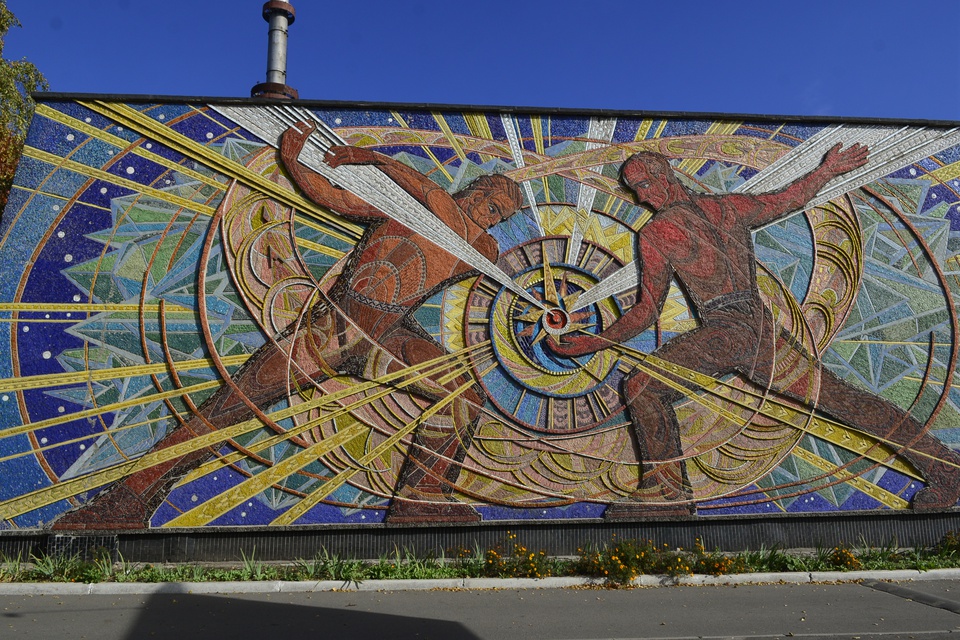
[677,571,815,586]
[2,569,960,595]
[808,570,922,582]
[911,568,960,581]
[356,578,464,592]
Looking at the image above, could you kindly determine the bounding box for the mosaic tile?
[0,98,958,530]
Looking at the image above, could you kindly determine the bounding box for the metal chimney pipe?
[264,1,292,85]
[251,1,299,100]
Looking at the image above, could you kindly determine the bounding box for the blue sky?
[5,0,959,121]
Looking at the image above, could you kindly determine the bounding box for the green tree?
[0,2,47,213]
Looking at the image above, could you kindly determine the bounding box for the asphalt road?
[4,580,960,639]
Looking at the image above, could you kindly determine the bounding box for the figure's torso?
[341,219,491,337]
[643,195,759,310]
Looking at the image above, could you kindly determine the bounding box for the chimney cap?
[251,82,299,100]
[262,1,295,25]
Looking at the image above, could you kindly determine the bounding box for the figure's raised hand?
[544,333,605,358]
[822,142,869,177]
[280,121,317,160]
[325,145,384,168]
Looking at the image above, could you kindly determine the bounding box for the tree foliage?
[0,2,47,212]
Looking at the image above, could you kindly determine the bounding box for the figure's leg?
[52,302,347,530]
[604,367,694,519]
[782,365,960,510]
[377,327,483,523]
[607,307,771,520]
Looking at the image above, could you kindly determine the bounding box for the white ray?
[213,105,543,308]
[567,117,618,263]
[500,113,545,237]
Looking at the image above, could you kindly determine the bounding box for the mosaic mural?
[2,97,960,530]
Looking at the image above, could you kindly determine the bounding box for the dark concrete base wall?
[4,510,960,563]
[0,533,47,561]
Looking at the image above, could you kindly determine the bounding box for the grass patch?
[5,530,960,586]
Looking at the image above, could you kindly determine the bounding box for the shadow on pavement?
[126,592,479,640]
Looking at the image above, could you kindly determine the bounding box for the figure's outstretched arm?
[744,142,869,228]
[547,233,674,358]
[279,122,384,220]
[326,144,463,226]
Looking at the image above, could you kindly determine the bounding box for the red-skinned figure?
[53,121,523,529]
[549,143,960,518]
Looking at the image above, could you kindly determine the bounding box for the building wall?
[1,97,958,531]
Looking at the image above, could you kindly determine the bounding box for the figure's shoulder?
[695,192,757,226]
[695,192,722,208]
[640,212,689,242]
[473,232,499,262]
[690,192,742,212]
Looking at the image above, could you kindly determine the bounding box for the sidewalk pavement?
[4,567,960,595]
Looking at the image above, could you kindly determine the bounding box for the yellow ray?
[79,101,363,245]
[608,341,923,479]
[162,418,370,527]
[530,116,550,202]
[0,318,89,324]
[902,376,960,392]
[462,113,494,164]
[541,259,560,305]
[530,116,546,156]
[628,345,914,474]
[791,446,909,509]
[0,415,171,464]
[0,342,491,520]
[676,122,742,176]
[561,289,581,311]
[165,355,491,527]
[22,146,217,216]
[531,327,549,346]
[7,186,111,211]
[390,112,453,182]
[36,104,226,190]
[0,379,222,441]
[0,302,192,314]
[917,158,960,184]
[432,113,467,163]
[0,354,249,394]
[633,119,655,141]
[176,343,493,486]
[0,396,292,522]
[270,361,499,526]
[514,309,543,323]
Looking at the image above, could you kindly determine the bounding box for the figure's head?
[620,152,680,210]
[454,174,524,228]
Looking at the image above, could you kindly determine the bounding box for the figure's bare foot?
[910,485,959,510]
[910,464,960,510]
[603,461,696,519]
[386,498,481,524]
[603,499,696,520]
[908,446,960,510]
[51,485,151,531]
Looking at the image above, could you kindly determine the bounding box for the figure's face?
[622,161,670,210]
[465,188,521,228]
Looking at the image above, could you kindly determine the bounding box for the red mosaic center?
[544,308,569,330]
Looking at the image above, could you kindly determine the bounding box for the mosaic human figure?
[53,121,523,529]
[549,143,960,517]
